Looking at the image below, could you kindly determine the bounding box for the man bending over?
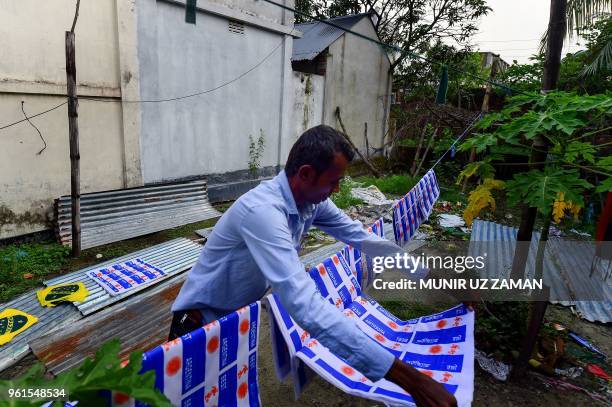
[170,125,457,407]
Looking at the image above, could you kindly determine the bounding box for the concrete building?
[291,13,393,154]
[479,51,510,72]
[0,0,298,239]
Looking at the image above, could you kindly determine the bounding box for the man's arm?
[312,198,409,260]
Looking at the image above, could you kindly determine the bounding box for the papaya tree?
[457,91,611,239]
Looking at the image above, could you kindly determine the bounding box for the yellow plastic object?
[36,282,89,307]
[0,309,38,346]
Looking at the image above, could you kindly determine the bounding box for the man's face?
[299,152,348,205]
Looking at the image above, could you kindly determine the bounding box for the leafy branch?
[0,339,171,406]
[458,91,611,224]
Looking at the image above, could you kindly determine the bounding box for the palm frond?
[567,0,612,38]
[581,37,612,76]
[539,0,611,52]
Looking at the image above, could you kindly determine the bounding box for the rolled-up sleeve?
[240,205,394,381]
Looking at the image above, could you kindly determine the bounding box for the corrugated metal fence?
[55,180,220,250]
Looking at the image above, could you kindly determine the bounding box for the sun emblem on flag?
[165,356,181,376]
[429,345,442,354]
[239,319,250,335]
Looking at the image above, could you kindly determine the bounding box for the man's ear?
[296,165,317,183]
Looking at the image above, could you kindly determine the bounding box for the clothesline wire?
[0,38,284,130]
[387,112,483,218]
[81,39,284,103]
[0,101,68,131]
[429,112,484,171]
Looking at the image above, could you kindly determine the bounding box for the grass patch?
[356,174,418,196]
[331,178,364,209]
[0,242,71,302]
[377,300,444,321]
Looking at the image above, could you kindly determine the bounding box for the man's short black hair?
[285,125,355,177]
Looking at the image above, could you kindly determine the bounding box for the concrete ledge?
[208,177,272,202]
[145,166,279,203]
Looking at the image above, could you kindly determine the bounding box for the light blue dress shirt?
[172,170,396,381]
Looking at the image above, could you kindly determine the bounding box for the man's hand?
[385,358,457,407]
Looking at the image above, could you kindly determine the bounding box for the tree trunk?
[510,0,567,380]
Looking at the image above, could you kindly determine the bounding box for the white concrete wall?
[0,0,141,239]
[137,0,296,183]
[291,72,324,142]
[323,17,391,153]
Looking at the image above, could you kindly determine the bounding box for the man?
[171,125,457,407]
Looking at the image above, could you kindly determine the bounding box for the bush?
[331,177,364,209]
[356,174,418,195]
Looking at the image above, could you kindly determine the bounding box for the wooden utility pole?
[66,1,81,256]
[510,0,567,379]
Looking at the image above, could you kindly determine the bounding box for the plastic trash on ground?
[350,185,394,206]
[475,349,510,381]
[438,214,466,228]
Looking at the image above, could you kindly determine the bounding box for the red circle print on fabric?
[429,345,442,354]
[207,336,219,353]
[237,382,248,399]
[240,319,250,335]
[166,356,181,376]
[342,366,355,376]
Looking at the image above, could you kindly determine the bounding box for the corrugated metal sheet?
[469,220,612,323]
[0,292,81,373]
[44,238,202,316]
[293,14,367,61]
[30,274,185,375]
[55,180,221,250]
[0,238,202,372]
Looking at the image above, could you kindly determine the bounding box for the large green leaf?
[0,339,171,407]
[506,168,593,214]
[596,176,612,193]
[566,141,596,163]
[458,133,498,153]
[596,156,612,172]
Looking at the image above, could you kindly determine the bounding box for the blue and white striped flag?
[128,302,261,407]
[341,218,385,290]
[86,258,166,296]
[267,243,474,406]
[393,170,441,246]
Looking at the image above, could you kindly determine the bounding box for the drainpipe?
[381,66,391,152]
[276,0,288,172]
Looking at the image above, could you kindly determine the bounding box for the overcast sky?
[469,0,585,65]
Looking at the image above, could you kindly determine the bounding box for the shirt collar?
[277,170,315,218]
